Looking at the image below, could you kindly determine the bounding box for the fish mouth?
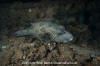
[63,38,73,43]
[63,33,73,43]
[68,35,73,41]
[67,35,73,42]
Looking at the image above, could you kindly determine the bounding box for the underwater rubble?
[0,36,100,66]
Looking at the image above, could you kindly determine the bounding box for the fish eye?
[58,32,63,35]
[63,30,66,33]
[58,30,66,35]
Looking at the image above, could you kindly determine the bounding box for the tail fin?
[13,29,29,37]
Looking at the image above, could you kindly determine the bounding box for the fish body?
[14,22,73,43]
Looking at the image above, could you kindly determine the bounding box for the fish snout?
[67,34,73,42]
[63,37,73,43]
[63,33,73,43]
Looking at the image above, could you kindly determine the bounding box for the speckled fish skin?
[14,22,73,43]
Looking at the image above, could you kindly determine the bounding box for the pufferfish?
[14,22,73,43]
